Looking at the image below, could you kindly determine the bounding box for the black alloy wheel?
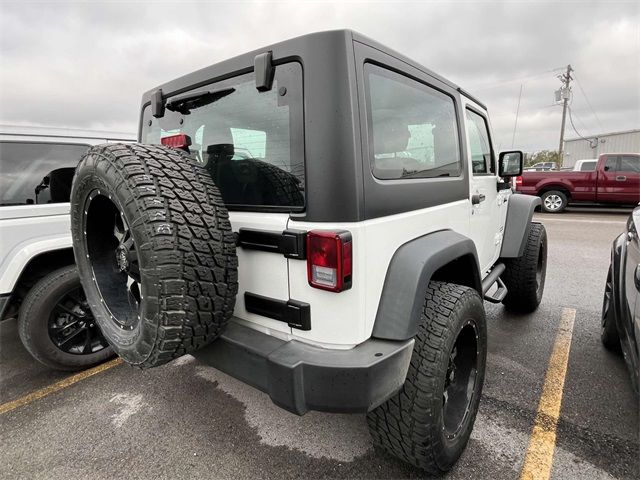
[48,286,109,355]
[84,191,142,333]
[442,320,479,440]
[18,264,114,371]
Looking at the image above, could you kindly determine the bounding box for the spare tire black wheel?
[71,143,238,368]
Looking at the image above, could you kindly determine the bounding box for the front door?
[599,155,640,204]
[465,105,504,274]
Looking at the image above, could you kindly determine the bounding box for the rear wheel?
[71,143,238,368]
[540,190,568,213]
[18,265,113,371]
[367,282,487,475]
[601,266,621,351]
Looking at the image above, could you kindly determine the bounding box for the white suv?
[0,126,134,370]
[69,31,547,474]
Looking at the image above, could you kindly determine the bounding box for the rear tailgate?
[229,212,292,336]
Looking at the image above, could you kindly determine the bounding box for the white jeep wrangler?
[69,31,546,474]
[0,126,134,370]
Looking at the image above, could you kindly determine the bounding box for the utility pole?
[557,64,573,165]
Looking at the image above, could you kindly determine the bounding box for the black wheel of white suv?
[367,282,487,475]
[18,265,113,371]
[70,143,238,369]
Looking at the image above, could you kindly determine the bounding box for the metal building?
[563,128,640,168]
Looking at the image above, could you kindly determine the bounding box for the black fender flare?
[372,230,482,341]
[500,194,542,258]
[610,232,628,332]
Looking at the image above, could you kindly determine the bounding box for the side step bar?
[482,262,508,304]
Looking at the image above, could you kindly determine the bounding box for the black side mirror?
[499,150,524,177]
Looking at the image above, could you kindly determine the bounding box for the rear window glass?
[365,64,461,180]
[142,62,304,211]
[0,142,89,206]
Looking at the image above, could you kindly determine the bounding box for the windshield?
[141,62,304,211]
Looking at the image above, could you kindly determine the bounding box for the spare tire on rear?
[70,143,238,368]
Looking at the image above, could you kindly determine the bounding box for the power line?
[573,74,605,132]
[571,76,602,133]
[567,106,592,142]
[466,67,565,92]
[566,89,591,136]
[511,84,523,148]
[569,104,593,137]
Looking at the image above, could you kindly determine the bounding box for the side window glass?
[619,155,639,173]
[0,142,89,206]
[465,109,494,175]
[604,156,618,171]
[365,64,461,180]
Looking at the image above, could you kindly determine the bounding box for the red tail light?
[307,230,352,292]
[515,175,523,188]
[161,133,192,150]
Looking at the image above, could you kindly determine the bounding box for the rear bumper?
[192,320,414,415]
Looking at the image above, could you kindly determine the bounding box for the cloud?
[1,0,638,152]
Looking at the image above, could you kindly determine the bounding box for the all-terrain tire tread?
[71,143,238,368]
[366,282,484,474]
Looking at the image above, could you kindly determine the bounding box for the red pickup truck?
[516,153,640,212]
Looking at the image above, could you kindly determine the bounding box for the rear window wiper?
[401,169,451,179]
[165,87,235,115]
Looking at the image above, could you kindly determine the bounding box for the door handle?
[635,264,640,291]
[471,193,486,205]
[616,175,627,181]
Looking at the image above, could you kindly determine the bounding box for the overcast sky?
[1,0,638,152]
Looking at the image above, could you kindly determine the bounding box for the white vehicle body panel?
[0,209,72,293]
[228,211,293,337]
[287,200,470,347]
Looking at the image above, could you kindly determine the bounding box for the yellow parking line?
[520,308,576,480]
[0,357,123,415]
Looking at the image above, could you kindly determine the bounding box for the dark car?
[602,204,640,394]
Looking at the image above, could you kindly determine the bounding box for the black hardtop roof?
[142,29,485,109]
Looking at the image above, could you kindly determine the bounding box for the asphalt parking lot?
[1,208,638,480]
